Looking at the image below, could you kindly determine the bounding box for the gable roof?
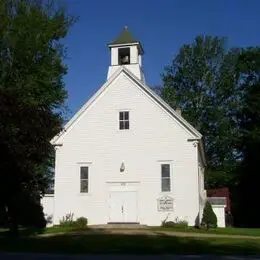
[51,66,205,165]
[207,188,231,212]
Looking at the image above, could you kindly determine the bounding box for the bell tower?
[107,26,145,82]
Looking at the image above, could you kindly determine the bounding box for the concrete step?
[88,223,149,229]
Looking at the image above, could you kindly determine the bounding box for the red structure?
[207,187,231,213]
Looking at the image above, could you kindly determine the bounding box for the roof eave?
[108,42,144,55]
[51,67,126,145]
[121,67,203,139]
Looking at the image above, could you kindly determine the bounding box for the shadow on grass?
[151,226,260,237]
[0,230,260,255]
[0,226,100,238]
[0,227,45,238]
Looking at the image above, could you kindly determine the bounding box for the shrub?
[59,214,88,229]
[19,198,46,230]
[45,214,53,225]
[162,221,175,228]
[75,217,88,228]
[174,220,188,228]
[201,201,217,229]
[161,217,188,228]
[59,213,74,227]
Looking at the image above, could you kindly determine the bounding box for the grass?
[0,232,260,255]
[0,226,90,236]
[151,226,260,237]
[43,225,260,237]
[0,226,260,239]
[44,225,89,234]
[1,225,260,255]
[2,224,260,237]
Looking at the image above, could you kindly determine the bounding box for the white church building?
[42,27,212,227]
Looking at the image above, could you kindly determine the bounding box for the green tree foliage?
[234,48,260,227]
[0,0,75,234]
[161,35,260,227]
[201,201,217,229]
[161,36,241,188]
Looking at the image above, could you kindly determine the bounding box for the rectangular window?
[46,179,54,195]
[161,164,171,192]
[80,166,89,193]
[119,111,130,130]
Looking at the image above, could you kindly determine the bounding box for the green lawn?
[44,226,89,234]
[43,225,260,237]
[151,226,260,237]
[0,232,260,255]
[2,225,260,240]
[1,226,260,255]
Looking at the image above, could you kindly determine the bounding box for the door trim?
[107,182,139,223]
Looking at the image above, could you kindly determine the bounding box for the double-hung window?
[161,164,171,192]
[119,111,129,130]
[80,166,89,193]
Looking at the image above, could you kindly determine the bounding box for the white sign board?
[157,196,174,211]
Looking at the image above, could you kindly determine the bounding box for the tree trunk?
[6,205,19,237]
[9,220,19,236]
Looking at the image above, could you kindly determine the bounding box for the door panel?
[123,191,137,222]
[109,192,124,222]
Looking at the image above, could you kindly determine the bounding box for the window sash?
[161,164,171,192]
[80,167,89,193]
[119,111,129,130]
[161,177,171,192]
[80,179,88,193]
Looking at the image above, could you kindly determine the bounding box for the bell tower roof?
[109,26,144,54]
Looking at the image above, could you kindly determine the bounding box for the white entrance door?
[109,191,137,223]
[109,192,124,223]
[123,191,137,222]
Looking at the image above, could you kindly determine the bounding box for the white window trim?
[77,162,92,196]
[118,110,130,130]
[158,161,173,194]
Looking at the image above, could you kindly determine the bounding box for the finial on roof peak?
[124,25,128,30]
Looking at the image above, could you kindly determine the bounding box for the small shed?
[207,197,226,227]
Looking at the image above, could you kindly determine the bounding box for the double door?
[109,191,137,223]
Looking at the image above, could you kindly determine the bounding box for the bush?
[162,217,188,228]
[59,214,88,229]
[45,214,53,225]
[59,213,74,227]
[174,220,188,228]
[18,198,46,230]
[75,217,88,228]
[201,201,217,229]
[162,221,175,228]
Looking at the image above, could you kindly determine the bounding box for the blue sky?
[62,0,260,117]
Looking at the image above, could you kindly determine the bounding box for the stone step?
[88,223,149,229]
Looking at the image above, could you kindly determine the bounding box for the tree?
[233,47,260,227]
[160,36,260,227]
[201,201,217,229]
[161,36,241,188]
[0,0,75,234]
